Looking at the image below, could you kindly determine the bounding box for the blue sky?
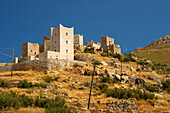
[0,0,170,63]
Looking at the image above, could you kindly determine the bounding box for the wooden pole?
[121,55,122,75]
[88,64,96,109]
[11,47,14,77]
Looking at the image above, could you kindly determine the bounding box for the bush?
[0,79,9,88]
[84,47,95,54]
[103,88,154,100]
[17,79,32,88]
[162,80,170,93]
[43,76,54,83]
[145,85,159,92]
[17,79,47,88]
[0,92,72,112]
[54,77,60,81]
[0,92,34,110]
[98,84,108,93]
[73,63,83,68]
[84,82,90,87]
[92,59,101,65]
[35,96,71,113]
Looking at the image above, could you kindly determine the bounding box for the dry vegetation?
[0,53,169,113]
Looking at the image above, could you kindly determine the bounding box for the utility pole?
[88,64,96,109]
[121,54,122,75]
[11,47,14,77]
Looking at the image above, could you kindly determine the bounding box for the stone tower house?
[50,24,74,60]
[21,42,39,58]
[74,34,84,52]
[101,36,121,54]
[101,36,114,50]
[43,36,50,52]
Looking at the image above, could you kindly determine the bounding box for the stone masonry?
[101,36,121,54]
[21,42,39,58]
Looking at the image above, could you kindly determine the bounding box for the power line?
[0,51,12,58]
[0,48,12,49]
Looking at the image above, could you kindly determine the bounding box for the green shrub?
[73,63,83,68]
[92,59,101,65]
[162,80,170,93]
[0,79,9,88]
[145,85,159,92]
[43,76,54,83]
[17,80,46,88]
[35,96,71,113]
[0,92,33,110]
[104,88,154,100]
[0,92,72,112]
[98,84,108,93]
[54,77,60,81]
[84,47,95,54]
[84,82,90,87]
[17,79,32,88]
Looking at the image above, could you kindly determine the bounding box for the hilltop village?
[21,24,121,61]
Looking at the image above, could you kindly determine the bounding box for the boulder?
[105,69,116,79]
[74,55,94,62]
[129,74,145,87]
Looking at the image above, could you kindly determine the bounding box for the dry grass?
[133,43,170,65]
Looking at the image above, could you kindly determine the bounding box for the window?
[35,52,36,55]
[66,41,68,44]
[31,49,32,52]
[66,50,68,53]
[55,33,56,36]
[55,41,56,43]
[66,32,68,36]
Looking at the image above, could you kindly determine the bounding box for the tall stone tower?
[101,36,114,50]
[50,24,74,60]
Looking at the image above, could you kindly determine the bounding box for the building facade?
[74,34,84,52]
[101,36,121,54]
[21,42,39,58]
[50,24,74,60]
[85,40,101,49]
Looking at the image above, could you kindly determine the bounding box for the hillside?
[0,53,170,113]
[133,35,170,65]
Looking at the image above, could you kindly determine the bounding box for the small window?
[35,52,36,55]
[55,41,56,43]
[66,41,68,44]
[31,49,32,52]
[66,50,68,53]
[55,33,56,36]
[66,32,68,36]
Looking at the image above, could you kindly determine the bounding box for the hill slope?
[133,35,170,65]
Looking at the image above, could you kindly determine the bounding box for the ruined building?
[74,34,84,52]
[85,40,101,49]
[101,36,121,54]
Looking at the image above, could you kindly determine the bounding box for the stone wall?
[0,59,87,73]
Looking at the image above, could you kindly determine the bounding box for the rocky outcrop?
[148,35,170,46]
[74,55,94,62]
[107,100,139,112]
[142,74,163,83]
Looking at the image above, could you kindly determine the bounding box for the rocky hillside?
[148,35,170,46]
[0,53,170,113]
[133,35,170,65]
